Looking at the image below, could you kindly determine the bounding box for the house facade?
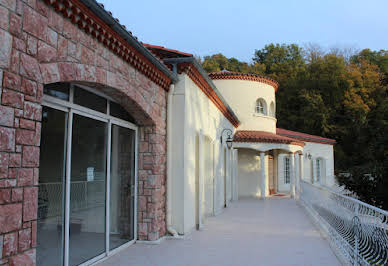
[0,0,334,265]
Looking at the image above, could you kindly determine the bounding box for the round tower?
[210,72,279,133]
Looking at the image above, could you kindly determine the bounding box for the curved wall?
[212,79,277,133]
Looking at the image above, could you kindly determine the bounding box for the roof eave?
[79,0,178,83]
[164,57,241,127]
[278,134,336,145]
[233,139,305,147]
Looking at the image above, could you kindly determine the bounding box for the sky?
[98,0,388,62]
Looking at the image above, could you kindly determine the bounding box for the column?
[299,153,304,193]
[212,141,217,215]
[230,148,233,202]
[278,152,283,194]
[229,148,233,201]
[260,152,267,199]
[312,157,316,183]
[274,151,279,194]
[290,153,295,198]
[198,130,204,229]
[225,147,230,207]
[233,149,239,201]
[294,153,300,199]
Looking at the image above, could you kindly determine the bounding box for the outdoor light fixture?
[221,128,233,149]
[305,153,312,160]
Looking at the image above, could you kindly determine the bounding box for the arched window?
[269,101,275,117]
[255,98,267,115]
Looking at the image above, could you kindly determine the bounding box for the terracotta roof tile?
[234,130,305,147]
[209,72,279,91]
[43,0,175,90]
[276,128,336,145]
[143,43,193,58]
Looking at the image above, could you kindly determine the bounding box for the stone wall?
[0,0,168,264]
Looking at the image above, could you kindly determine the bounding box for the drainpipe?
[166,64,178,237]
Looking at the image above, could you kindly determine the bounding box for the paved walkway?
[98,198,340,266]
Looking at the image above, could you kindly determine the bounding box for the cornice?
[178,63,240,128]
[209,72,279,92]
[44,0,172,90]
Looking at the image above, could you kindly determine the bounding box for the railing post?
[353,203,359,266]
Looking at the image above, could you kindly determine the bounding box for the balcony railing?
[299,180,388,265]
[38,180,105,220]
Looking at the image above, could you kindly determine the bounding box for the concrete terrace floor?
[98,198,340,266]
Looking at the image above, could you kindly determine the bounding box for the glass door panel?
[69,114,107,266]
[109,125,136,250]
[37,107,67,266]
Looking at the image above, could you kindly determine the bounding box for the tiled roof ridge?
[234,130,305,147]
[209,72,279,91]
[143,43,193,57]
[276,128,336,145]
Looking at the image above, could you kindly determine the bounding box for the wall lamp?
[305,153,312,160]
[221,128,233,149]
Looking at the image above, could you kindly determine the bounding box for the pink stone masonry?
[0,0,169,264]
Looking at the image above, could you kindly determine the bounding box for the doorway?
[37,83,137,266]
[277,154,291,192]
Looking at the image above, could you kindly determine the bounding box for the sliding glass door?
[69,114,107,265]
[38,84,137,266]
[37,107,67,266]
[109,125,136,250]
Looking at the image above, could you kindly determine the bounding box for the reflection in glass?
[110,125,136,250]
[44,83,70,101]
[37,107,67,266]
[110,101,136,123]
[69,114,107,266]
[73,86,107,113]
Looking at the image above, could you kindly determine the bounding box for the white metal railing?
[38,180,105,219]
[300,180,388,266]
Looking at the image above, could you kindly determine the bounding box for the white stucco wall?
[212,79,277,133]
[237,149,263,198]
[302,142,335,186]
[170,73,235,235]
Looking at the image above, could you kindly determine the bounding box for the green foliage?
[201,45,388,209]
[337,162,388,210]
[202,53,266,75]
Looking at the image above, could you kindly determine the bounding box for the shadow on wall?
[182,81,207,232]
[238,149,263,198]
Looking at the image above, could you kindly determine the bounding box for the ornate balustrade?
[300,181,388,266]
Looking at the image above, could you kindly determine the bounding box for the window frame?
[284,157,290,184]
[316,159,321,183]
[255,98,267,115]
